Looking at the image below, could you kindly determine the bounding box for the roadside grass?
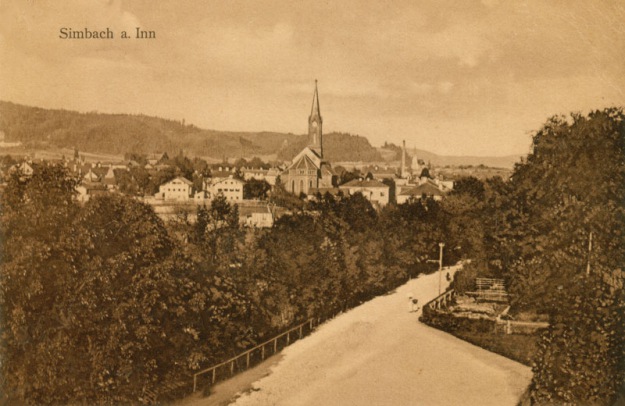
[449,330,539,367]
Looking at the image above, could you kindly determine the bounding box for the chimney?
[401,140,406,178]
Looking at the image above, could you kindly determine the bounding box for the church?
[281,81,335,196]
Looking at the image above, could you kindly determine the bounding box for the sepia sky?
[1,0,624,156]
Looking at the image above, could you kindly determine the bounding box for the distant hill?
[0,101,381,162]
[407,148,522,169]
[0,101,519,167]
[0,101,294,159]
[276,132,382,162]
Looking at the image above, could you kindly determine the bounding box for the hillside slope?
[0,101,519,167]
[0,101,381,162]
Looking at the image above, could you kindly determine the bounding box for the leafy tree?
[0,165,80,403]
[194,195,243,275]
[499,108,625,404]
[449,176,485,201]
[244,178,271,200]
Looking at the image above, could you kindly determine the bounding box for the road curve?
[226,266,532,406]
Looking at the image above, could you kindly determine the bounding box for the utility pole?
[438,242,445,295]
[586,231,593,276]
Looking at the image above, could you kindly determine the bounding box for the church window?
[300,180,304,192]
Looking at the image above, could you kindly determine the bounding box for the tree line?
[0,164,462,404]
[446,108,625,405]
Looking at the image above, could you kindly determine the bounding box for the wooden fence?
[192,318,316,393]
[466,277,509,302]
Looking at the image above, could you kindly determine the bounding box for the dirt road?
[188,266,532,406]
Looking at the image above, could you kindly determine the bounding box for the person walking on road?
[408,294,419,312]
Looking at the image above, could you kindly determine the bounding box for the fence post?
[309,319,313,331]
[230,361,234,375]
[261,345,265,360]
[299,325,303,339]
[273,337,277,353]
[193,375,197,392]
[212,368,216,384]
[246,352,250,368]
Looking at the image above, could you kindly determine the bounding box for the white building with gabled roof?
[209,176,244,202]
[157,177,193,201]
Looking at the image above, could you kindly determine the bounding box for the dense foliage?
[445,109,625,405]
[1,164,457,404]
[0,168,250,404]
[509,110,625,405]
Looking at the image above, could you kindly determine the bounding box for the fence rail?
[192,318,315,392]
[465,291,509,301]
[427,289,456,311]
[496,318,549,334]
[470,278,509,302]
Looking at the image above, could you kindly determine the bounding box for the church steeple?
[308,80,323,158]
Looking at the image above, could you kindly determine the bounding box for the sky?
[1,0,624,156]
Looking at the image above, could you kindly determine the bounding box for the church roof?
[320,161,336,176]
[292,154,318,171]
[287,147,322,171]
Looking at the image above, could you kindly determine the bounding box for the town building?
[281,81,335,196]
[157,177,193,201]
[76,183,108,203]
[241,168,269,182]
[339,179,390,207]
[209,176,244,202]
[238,202,274,228]
[396,182,444,204]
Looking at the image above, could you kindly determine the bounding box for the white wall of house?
[210,177,244,202]
[340,186,390,207]
[158,177,192,201]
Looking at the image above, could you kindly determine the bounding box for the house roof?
[79,182,108,191]
[212,176,244,185]
[165,176,193,186]
[340,179,389,189]
[399,182,443,196]
[241,168,268,174]
[237,204,271,217]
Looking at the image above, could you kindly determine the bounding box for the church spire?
[310,79,321,118]
[308,80,323,158]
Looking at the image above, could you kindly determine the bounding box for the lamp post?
[438,242,445,295]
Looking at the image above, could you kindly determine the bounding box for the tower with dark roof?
[280,81,335,196]
[308,80,323,158]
